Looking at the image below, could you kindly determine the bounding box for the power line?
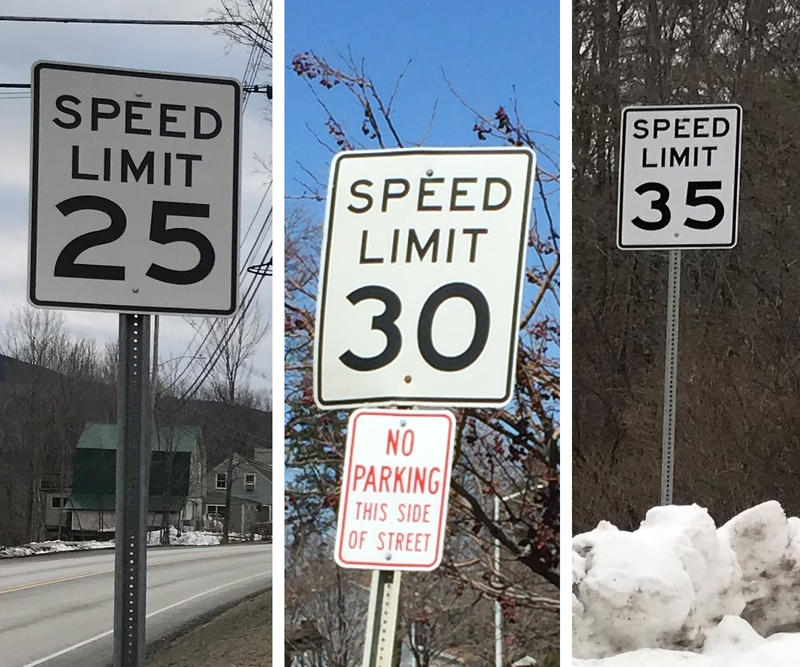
[175,242,271,405]
[247,259,272,276]
[0,16,245,26]
[0,83,271,97]
[167,0,271,398]
[165,191,272,391]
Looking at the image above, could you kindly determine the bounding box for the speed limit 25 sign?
[314,147,534,408]
[29,61,241,315]
[618,104,742,250]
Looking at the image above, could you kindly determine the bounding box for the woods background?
[574,0,800,532]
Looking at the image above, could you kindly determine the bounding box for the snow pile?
[574,501,800,665]
[0,539,113,558]
[575,616,800,666]
[147,526,220,546]
[573,504,743,656]
[717,502,800,635]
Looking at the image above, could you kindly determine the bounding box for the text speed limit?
[314,148,535,408]
[617,104,742,250]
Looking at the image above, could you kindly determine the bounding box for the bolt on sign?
[334,408,456,570]
[617,104,742,250]
[29,61,241,315]
[314,147,535,408]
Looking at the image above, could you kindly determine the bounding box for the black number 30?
[339,282,490,373]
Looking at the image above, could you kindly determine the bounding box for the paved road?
[0,543,272,666]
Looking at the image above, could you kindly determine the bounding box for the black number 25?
[54,195,215,285]
[632,181,724,231]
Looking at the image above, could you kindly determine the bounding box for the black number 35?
[54,195,215,285]
[632,181,724,231]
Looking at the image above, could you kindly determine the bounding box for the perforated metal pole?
[114,314,151,666]
[362,569,402,667]
[661,250,681,505]
[493,496,502,667]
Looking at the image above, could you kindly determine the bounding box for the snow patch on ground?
[0,526,250,557]
[574,501,800,665]
[0,539,113,557]
[146,526,220,546]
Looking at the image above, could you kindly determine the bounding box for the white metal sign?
[334,408,456,570]
[618,104,742,250]
[29,61,241,315]
[314,147,534,408]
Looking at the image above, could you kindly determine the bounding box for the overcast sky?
[0,1,272,397]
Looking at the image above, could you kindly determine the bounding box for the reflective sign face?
[314,148,534,408]
[334,408,456,571]
[617,104,742,250]
[29,61,241,315]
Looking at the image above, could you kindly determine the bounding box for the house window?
[215,473,227,489]
[207,504,226,518]
[50,496,68,509]
[245,473,256,490]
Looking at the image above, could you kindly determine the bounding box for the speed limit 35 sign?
[29,61,240,315]
[618,104,742,249]
[314,147,534,408]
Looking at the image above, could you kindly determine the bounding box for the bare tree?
[573,0,800,531]
[201,307,269,543]
[284,50,560,663]
[0,307,108,544]
[210,0,272,60]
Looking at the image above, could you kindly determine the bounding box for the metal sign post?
[617,104,742,503]
[114,314,151,666]
[336,408,455,665]
[660,250,681,505]
[28,61,242,667]
[315,147,535,667]
[362,570,403,667]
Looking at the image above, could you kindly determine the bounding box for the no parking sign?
[334,408,456,570]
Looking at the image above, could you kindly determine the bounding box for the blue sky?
[285,0,560,202]
[284,0,561,349]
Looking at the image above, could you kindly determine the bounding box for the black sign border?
[314,147,534,409]
[617,103,742,250]
[29,61,241,316]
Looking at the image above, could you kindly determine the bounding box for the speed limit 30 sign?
[29,61,240,315]
[618,104,742,249]
[314,147,534,408]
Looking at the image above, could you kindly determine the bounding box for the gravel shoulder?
[147,589,272,666]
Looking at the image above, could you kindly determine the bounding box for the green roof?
[68,493,116,511]
[77,423,200,452]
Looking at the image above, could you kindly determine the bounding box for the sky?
[0,1,272,396]
[284,0,561,385]
[285,1,560,192]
